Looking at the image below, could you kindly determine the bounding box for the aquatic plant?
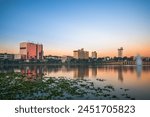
[0,73,134,100]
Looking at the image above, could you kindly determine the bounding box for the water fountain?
[136,54,142,66]
[136,54,142,79]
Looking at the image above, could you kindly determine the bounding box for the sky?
[0,0,150,57]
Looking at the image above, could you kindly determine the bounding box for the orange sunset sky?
[0,0,150,57]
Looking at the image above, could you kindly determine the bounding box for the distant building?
[0,53,14,60]
[91,51,97,58]
[104,56,110,61]
[73,48,89,59]
[14,54,21,60]
[61,56,73,63]
[44,55,61,60]
[20,42,43,60]
[118,47,123,58]
[36,44,43,60]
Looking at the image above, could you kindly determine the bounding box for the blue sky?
[0,0,150,56]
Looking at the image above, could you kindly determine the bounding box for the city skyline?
[0,0,150,57]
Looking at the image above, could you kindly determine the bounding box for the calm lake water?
[0,65,150,99]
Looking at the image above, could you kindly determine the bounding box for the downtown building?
[0,53,14,60]
[118,47,123,58]
[20,42,43,60]
[73,48,89,59]
[91,51,97,59]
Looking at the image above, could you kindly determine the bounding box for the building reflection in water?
[92,67,97,77]
[0,66,14,73]
[21,66,44,80]
[0,65,146,81]
[74,66,89,79]
[118,66,123,82]
[136,66,142,79]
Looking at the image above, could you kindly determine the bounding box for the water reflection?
[0,65,150,99]
[0,65,149,81]
[0,66,14,73]
[136,66,142,79]
[20,66,44,79]
[74,66,89,79]
[92,67,97,77]
[46,65,62,73]
[118,66,123,82]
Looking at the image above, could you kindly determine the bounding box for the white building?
[0,53,14,60]
[61,56,73,63]
[14,54,21,60]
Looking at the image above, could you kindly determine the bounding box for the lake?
[0,65,150,99]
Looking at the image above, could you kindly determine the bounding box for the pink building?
[20,42,43,60]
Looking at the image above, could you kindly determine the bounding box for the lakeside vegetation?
[0,56,150,66]
[0,72,135,100]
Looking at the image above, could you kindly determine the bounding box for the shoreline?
[0,62,150,66]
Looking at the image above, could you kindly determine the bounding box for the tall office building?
[36,44,43,59]
[20,42,43,60]
[91,51,97,58]
[118,47,123,58]
[73,48,89,59]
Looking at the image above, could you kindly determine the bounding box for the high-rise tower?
[20,42,43,60]
[118,47,123,58]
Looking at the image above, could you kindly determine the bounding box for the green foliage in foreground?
[0,73,135,100]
